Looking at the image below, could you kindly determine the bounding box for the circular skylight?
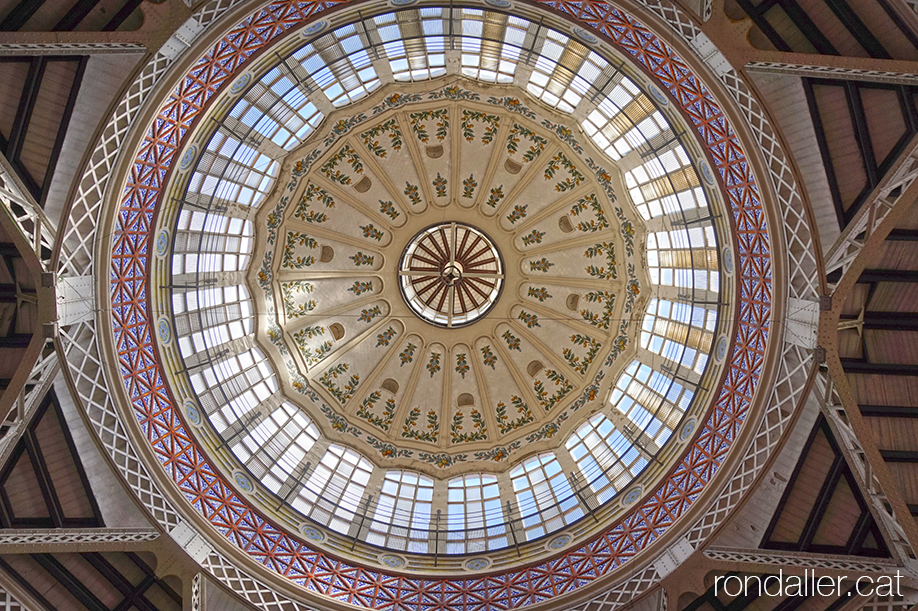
[398,222,504,328]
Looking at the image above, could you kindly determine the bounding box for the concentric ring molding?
[82,0,799,609]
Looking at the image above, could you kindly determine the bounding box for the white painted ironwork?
[785,298,820,349]
[202,552,318,611]
[0,349,59,469]
[702,0,712,21]
[861,593,918,611]
[704,547,902,574]
[824,134,918,291]
[818,369,918,575]
[191,573,202,611]
[57,0,251,279]
[746,61,918,86]
[0,153,56,272]
[0,527,159,549]
[0,587,26,611]
[0,43,146,56]
[567,566,662,611]
[56,276,94,326]
[57,320,183,530]
[565,2,825,608]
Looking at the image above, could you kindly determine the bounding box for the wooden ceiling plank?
[30,554,108,611]
[0,0,45,31]
[886,228,918,241]
[879,450,918,462]
[53,0,103,31]
[822,0,891,59]
[859,404,918,418]
[841,360,918,375]
[103,0,143,32]
[37,56,85,207]
[799,456,846,549]
[5,56,43,162]
[858,269,918,282]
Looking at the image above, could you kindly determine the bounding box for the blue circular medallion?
[157,319,170,343]
[155,230,169,256]
[649,84,669,106]
[184,402,201,425]
[380,554,406,568]
[623,487,642,505]
[390,0,417,6]
[179,145,197,171]
[229,73,251,94]
[699,159,716,187]
[465,558,490,571]
[548,534,571,549]
[234,472,253,492]
[301,525,325,541]
[680,418,696,441]
[301,20,328,36]
[484,0,511,7]
[723,247,734,274]
[716,336,728,362]
[573,27,598,44]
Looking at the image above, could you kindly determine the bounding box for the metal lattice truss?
[824,134,918,290]
[0,349,58,468]
[628,1,821,303]
[861,593,917,611]
[687,344,814,547]
[0,43,146,56]
[0,588,26,611]
[0,528,159,548]
[0,153,56,272]
[56,0,250,278]
[202,553,319,611]
[703,547,903,575]
[57,320,182,530]
[191,573,201,611]
[745,62,918,86]
[818,371,918,574]
[567,566,662,611]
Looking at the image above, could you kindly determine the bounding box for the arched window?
[188,347,277,419]
[172,212,254,275]
[525,30,605,113]
[298,445,373,535]
[609,360,691,454]
[188,129,280,209]
[565,413,645,503]
[174,284,254,357]
[230,402,319,494]
[227,67,323,152]
[641,299,716,375]
[581,78,668,162]
[646,228,719,292]
[446,474,505,553]
[292,25,381,107]
[623,148,707,220]
[509,453,582,540]
[368,471,433,552]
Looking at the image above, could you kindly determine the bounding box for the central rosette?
[398,222,504,328]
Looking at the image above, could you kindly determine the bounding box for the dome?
[45,0,861,608]
[144,4,742,573]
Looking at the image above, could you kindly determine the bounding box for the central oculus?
[398,222,504,328]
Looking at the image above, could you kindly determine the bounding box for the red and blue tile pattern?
[109,1,771,608]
